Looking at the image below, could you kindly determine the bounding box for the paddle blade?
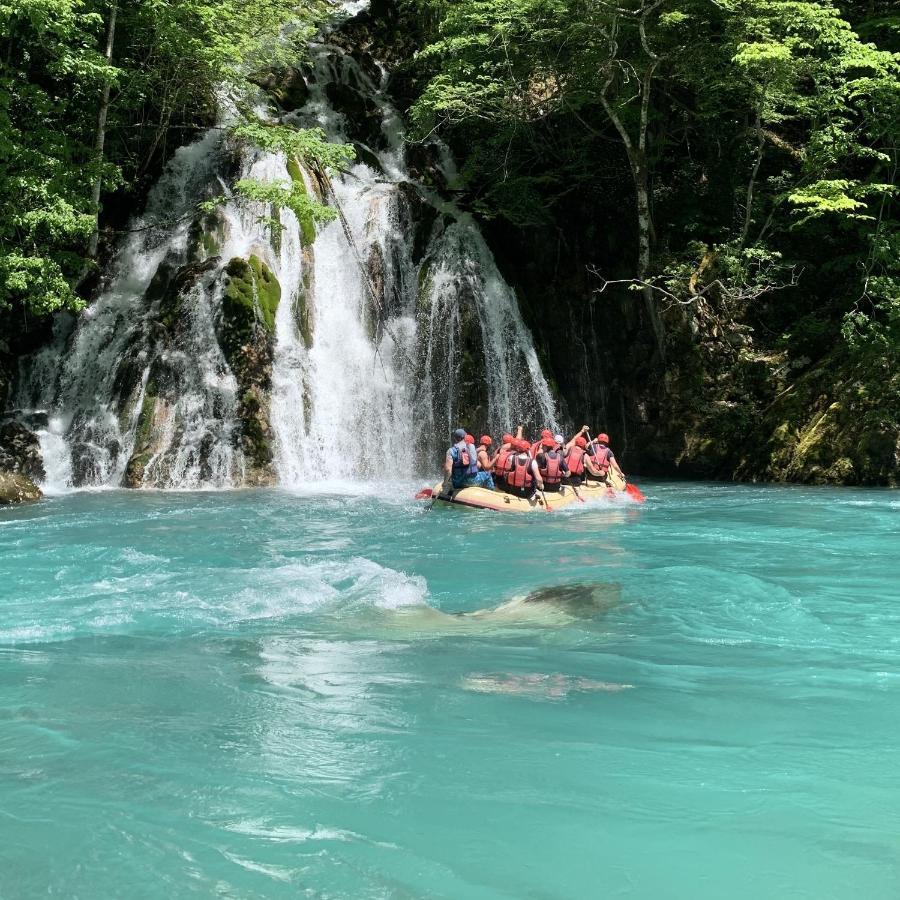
[415,488,434,500]
[625,483,646,503]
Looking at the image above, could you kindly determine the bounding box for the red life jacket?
[538,451,562,486]
[592,445,611,476]
[565,445,585,476]
[506,453,533,489]
[494,448,512,475]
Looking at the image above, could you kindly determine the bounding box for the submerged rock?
[460,673,633,700]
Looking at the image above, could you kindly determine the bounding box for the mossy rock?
[239,389,273,471]
[133,391,158,454]
[754,354,900,486]
[236,387,276,484]
[149,256,220,336]
[294,288,312,348]
[286,159,318,245]
[123,452,153,489]
[219,256,281,370]
[187,208,229,261]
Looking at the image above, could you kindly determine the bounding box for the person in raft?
[443,428,495,493]
[501,438,545,498]
[534,434,569,492]
[476,435,497,474]
[583,427,626,484]
[559,426,622,485]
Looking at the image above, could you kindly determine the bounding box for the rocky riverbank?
[0,422,43,504]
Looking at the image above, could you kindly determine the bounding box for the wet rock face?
[755,364,900,486]
[0,366,45,500]
[217,256,283,485]
[249,67,311,113]
[0,471,41,504]
[0,421,45,482]
[325,81,386,150]
[121,256,223,488]
[415,263,489,433]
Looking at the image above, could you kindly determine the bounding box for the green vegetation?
[402,0,899,479]
[0,0,348,323]
[407,0,898,348]
[220,255,281,367]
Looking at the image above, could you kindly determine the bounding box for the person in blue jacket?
[442,428,495,493]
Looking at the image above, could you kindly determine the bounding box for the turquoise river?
[1,482,898,898]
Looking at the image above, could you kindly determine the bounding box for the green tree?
[0,0,336,320]
[407,0,898,360]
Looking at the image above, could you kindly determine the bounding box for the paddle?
[570,483,586,503]
[425,483,443,510]
[538,487,553,513]
[414,487,433,500]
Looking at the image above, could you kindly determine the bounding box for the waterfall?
[11,8,558,491]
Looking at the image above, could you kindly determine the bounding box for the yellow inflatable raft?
[429,471,628,513]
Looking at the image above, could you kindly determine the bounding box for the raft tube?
[429,473,628,513]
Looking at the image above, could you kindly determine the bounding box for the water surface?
[2,483,898,897]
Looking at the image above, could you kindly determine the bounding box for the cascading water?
[11,6,558,491]
[271,36,557,486]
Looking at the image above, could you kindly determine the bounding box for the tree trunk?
[740,106,764,247]
[632,153,666,362]
[87,0,118,260]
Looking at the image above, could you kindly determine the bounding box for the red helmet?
[465,433,475,444]
[541,429,553,438]
[575,436,587,449]
[597,433,610,444]
[479,435,492,446]
[501,433,514,444]
[541,436,555,448]
[516,439,531,452]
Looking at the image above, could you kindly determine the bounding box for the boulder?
[0,421,45,482]
[249,67,310,112]
[0,471,41,505]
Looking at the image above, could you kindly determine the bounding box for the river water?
[1,483,898,898]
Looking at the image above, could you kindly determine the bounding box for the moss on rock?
[286,158,318,245]
[215,256,282,486]
[219,255,281,372]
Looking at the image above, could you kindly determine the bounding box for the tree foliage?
[406,0,899,361]
[0,0,331,318]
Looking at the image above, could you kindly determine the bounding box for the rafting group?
[420,425,644,513]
